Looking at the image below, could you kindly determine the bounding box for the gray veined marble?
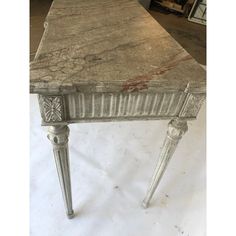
[30,0,206,219]
[30,0,205,94]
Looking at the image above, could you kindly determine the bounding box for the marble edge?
[29,81,206,94]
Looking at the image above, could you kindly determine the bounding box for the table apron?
[38,92,205,125]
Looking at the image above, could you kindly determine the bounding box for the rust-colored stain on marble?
[122,75,151,92]
[122,53,192,92]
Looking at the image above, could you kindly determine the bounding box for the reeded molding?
[65,92,185,121]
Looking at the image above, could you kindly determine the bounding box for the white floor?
[30,94,206,236]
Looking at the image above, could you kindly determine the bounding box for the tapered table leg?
[142,119,188,208]
[47,125,74,219]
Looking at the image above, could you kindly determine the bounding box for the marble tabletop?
[30,0,206,94]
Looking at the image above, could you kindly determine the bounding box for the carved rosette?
[179,93,205,118]
[39,95,64,123]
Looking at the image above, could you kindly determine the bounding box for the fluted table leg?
[142,119,188,208]
[47,125,74,219]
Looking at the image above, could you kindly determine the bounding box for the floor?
[148,3,206,65]
[30,0,52,61]
[30,95,206,236]
[30,1,206,235]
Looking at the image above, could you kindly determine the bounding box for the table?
[30,0,206,219]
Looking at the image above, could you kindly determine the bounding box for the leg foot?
[67,210,75,219]
[142,119,188,208]
[47,125,74,219]
[142,200,148,209]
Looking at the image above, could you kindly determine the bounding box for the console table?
[30,0,206,219]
